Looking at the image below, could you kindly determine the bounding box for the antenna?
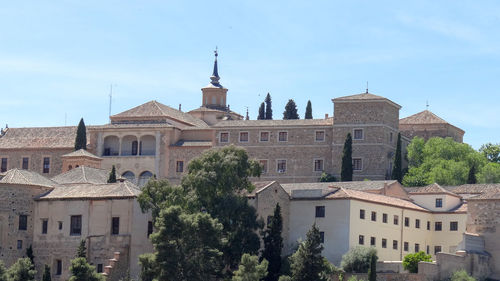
[366,81,369,93]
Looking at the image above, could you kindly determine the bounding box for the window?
[219,132,229,143]
[315,131,325,142]
[353,129,364,140]
[58,221,63,230]
[427,221,430,230]
[315,206,325,218]
[259,160,268,174]
[43,157,50,173]
[56,260,62,275]
[1,158,7,172]
[434,246,442,254]
[393,240,398,250]
[70,215,82,236]
[427,246,430,254]
[435,221,442,231]
[319,232,325,243]
[17,240,22,249]
[148,221,153,238]
[415,243,420,252]
[19,215,27,231]
[416,219,421,229]
[371,211,377,222]
[239,132,249,142]
[370,236,376,246]
[260,131,269,142]
[450,221,458,231]
[352,158,362,171]
[359,235,364,245]
[131,140,138,155]
[176,161,184,173]
[382,238,387,248]
[404,217,410,227]
[393,215,399,225]
[22,157,29,170]
[360,209,365,219]
[111,217,120,235]
[42,219,48,234]
[390,132,393,143]
[404,242,409,251]
[435,198,443,208]
[314,159,324,172]
[382,213,388,223]
[278,131,288,142]
[97,264,103,273]
[277,160,287,173]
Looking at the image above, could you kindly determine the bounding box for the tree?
[341,247,377,273]
[69,257,105,281]
[467,164,477,184]
[138,179,189,224]
[283,99,299,120]
[7,258,36,281]
[138,253,156,281]
[367,252,377,281]
[391,133,403,183]
[265,93,273,120]
[42,264,52,281]
[319,172,336,182]
[479,143,500,163]
[477,162,500,183]
[258,103,266,120]
[0,261,7,281]
[261,204,283,281]
[26,244,35,266]
[341,133,353,182]
[402,251,431,273]
[74,118,87,151]
[232,254,268,281]
[304,100,312,119]
[450,269,476,281]
[107,165,117,183]
[76,240,87,259]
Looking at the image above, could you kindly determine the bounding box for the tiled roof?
[444,184,500,194]
[38,181,140,200]
[94,123,174,129]
[400,110,448,125]
[281,180,396,196]
[468,189,500,200]
[171,140,213,147]
[51,166,118,184]
[408,183,461,198]
[189,106,243,117]
[281,182,337,197]
[246,181,276,197]
[327,188,427,211]
[212,119,333,128]
[0,126,78,149]
[0,169,56,188]
[110,100,208,128]
[62,149,102,159]
[332,92,401,109]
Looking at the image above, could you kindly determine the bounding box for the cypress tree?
[76,240,87,259]
[283,99,299,120]
[261,204,283,281]
[467,164,477,184]
[74,118,87,151]
[107,165,117,183]
[26,245,35,266]
[258,102,265,120]
[368,252,377,281]
[42,265,52,281]
[288,224,327,281]
[391,133,403,183]
[265,93,273,120]
[341,133,353,181]
[305,100,312,119]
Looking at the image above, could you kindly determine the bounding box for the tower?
[201,48,228,110]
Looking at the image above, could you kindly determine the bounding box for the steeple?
[210,47,221,87]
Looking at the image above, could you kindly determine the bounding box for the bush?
[341,247,377,273]
[402,251,431,273]
[450,269,476,281]
[347,276,365,281]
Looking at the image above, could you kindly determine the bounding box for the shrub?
[402,251,431,273]
[341,247,377,273]
[450,269,476,281]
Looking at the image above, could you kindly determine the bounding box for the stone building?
[399,110,465,143]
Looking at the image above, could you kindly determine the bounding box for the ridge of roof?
[0,169,56,188]
[62,149,102,159]
[408,183,461,198]
[400,110,448,125]
[332,92,401,109]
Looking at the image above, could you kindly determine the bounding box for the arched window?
[68,165,73,170]
[131,141,138,156]
[138,171,153,187]
[122,171,136,184]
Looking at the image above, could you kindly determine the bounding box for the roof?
[110,100,208,128]
[281,180,397,196]
[246,181,276,197]
[408,183,461,198]
[51,166,118,184]
[445,184,500,195]
[189,106,243,118]
[62,149,102,159]
[327,188,427,211]
[213,118,333,128]
[0,126,78,149]
[468,189,500,200]
[171,140,213,147]
[0,169,56,188]
[399,110,465,134]
[37,181,140,200]
[332,92,401,109]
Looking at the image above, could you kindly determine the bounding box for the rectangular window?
[219,132,229,143]
[239,132,249,142]
[314,159,324,172]
[278,131,288,142]
[393,240,398,250]
[315,131,325,142]
[382,238,387,248]
[352,158,362,171]
[56,260,62,275]
[315,206,325,218]
[19,215,27,231]
[58,221,63,230]
[404,242,409,252]
[259,160,268,174]
[359,235,364,245]
[450,221,458,231]
[112,217,120,235]
[434,246,442,254]
[427,245,430,254]
[97,264,103,273]
[382,213,388,223]
[435,221,442,231]
[370,236,376,246]
[260,131,269,142]
[42,219,48,234]
[404,217,410,227]
[1,158,7,172]
[360,209,365,219]
[394,215,399,225]
[147,221,153,238]
[319,231,325,243]
[371,211,377,222]
[415,243,420,252]
[277,160,287,173]
[416,219,421,229]
[435,198,443,208]
[70,215,82,236]
[43,157,50,173]
[353,129,364,140]
[427,221,431,230]
[390,132,393,143]
[17,240,22,249]
[176,161,184,173]
[22,157,29,170]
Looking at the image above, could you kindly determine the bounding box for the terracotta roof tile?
[51,166,119,184]
[327,188,427,211]
[281,180,396,196]
[213,119,333,128]
[408,183,461,198]
[37,181,140,200]
[400,110,450,125]
[332,92,401,109]
[0,126,78,149]
[62,149,102,159]
[0,169,56,187]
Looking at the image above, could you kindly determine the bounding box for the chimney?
[179,104,182,111]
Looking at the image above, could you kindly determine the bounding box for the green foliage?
[0,261,7,281]
[341,133,353,182]
[261,204,283,281]
[283,99,299,120]
[26,244,35,266]
[391,133,403,183]
[347,276,365,281]
[467,164,477,184]
[305,100,312,119]
[477,162,500,183]
[450,269,476,281]
[137,179,188,224]
[402,251,431,273]
[138,253,156,281]
[479,143,500,163]
[278,276,292,281]
[7,258,36,281]
[265,93,273,120]
[341,247,377,273]
[76,240,87,259]
[319,172,336,182]
[368,253,377,281]
[74,118,87,151]
[107,165,117,183]
[69,257,105,281]
[232,254,268,281]
[42,264,52,281]
[258,102,266,120]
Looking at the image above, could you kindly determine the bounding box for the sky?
[1,0,499,149]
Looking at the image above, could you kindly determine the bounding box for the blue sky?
[1,1,499,149]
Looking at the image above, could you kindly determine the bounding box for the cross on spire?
[212,47,219,78]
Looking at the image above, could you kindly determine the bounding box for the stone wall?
[399,123,464,143]
[0,148,73,178]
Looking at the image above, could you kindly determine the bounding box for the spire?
[210,47,221,87]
